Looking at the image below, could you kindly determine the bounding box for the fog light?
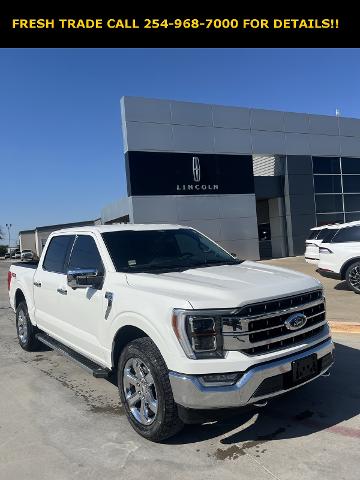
[198,372,241,387]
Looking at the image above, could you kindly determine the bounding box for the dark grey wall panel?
[285,174,315,195]
[286,214,316,239]
[122,97,172,124]
[339,117,360,137]
[285,195,316,216]
[286,155,313,175]
[171,101,213,127]
[291,235,308,256]
[284,112,309,134]
[213,105,250,129]
[251,109,284,132]
[254,177,284,199]
[309,115,339,135]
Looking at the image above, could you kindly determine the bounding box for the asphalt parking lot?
[261,256,360,324]
[1,259,360,480]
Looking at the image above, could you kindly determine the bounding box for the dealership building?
[100,96,360,260]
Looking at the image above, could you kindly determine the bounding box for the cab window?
[68,235,104,273]
[43,235,75,273]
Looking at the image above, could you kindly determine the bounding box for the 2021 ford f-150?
[8,224,334,441]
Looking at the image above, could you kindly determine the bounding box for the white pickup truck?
[8,224,334,441]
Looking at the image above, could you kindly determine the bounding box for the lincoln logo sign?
[284,313,307,331]
[192,156,201,182]
[176,156,219,192]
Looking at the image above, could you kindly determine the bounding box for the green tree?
[0,245,8,256]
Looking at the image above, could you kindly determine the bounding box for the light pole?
[5,224,11,254]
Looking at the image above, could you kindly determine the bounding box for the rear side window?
[308,230,320,240]
[315,229,329,240]
[43,235,75,273]
[331,226,360,243]
[68,235,104,273]
[322,229,339,243]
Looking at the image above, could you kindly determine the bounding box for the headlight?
[172,309,231,359]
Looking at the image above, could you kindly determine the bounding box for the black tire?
[16,301,41,351]
[118,337,183,442]
[345,261,360,294]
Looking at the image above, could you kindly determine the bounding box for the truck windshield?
[102,229,242,273]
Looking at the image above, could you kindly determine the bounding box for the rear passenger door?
[58,234,106,363]
[33,234,75,337]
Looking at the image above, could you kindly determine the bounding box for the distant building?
[19,220,97,257]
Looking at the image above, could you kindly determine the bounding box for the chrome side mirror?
[67,269,103,290]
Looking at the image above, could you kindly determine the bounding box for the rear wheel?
[118,337,183,442]
[346,261,360,294]
[16,301,41,351]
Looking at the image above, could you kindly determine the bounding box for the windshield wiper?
[189,259,243,269]
[121,258,242,273]
[122,264,191,273]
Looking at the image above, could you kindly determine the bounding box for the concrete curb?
[329,321,360,334]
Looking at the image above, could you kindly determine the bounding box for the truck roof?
[53,223,188,234]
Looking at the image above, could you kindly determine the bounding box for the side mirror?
[67,269,103,290]
[230,252,237,258]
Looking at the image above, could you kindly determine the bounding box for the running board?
[35,333,110,378]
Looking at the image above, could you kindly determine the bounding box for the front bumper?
[169,338,334,409]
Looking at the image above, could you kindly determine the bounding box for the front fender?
[106,310,187,370]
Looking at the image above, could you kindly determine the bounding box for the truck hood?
[125,260,322,309]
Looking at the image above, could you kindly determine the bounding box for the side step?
[36,333,111,378]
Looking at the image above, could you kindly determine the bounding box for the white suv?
[318,221,360,293]
[305,225,333,265]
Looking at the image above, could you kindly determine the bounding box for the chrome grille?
[222,290,327,356]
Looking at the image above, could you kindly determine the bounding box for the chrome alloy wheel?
[349,265,360,290]
[17,310,28,344]
[123,357,158,425]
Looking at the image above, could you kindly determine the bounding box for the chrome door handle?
[33,281,41,287]
[57,288,67,295]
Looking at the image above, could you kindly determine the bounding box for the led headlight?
[172,309,230,359]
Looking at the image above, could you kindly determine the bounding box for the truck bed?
[11,262,38,269]
[9,262,38,313]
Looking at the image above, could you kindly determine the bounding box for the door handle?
[34,281,42,287]
[57,288,67,295]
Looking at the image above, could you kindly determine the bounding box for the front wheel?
[118,337,183,442]
[16,301,41,351]
[346,262,360,294]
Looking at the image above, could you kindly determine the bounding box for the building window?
[314,175,342,193]
[345,212,360,222]
[316,213,345,225]
[315,194,343,213]
[312,156,341,174]
[344,194,360,212]
[342,175,360,193]
[313,156,360,226]
[341,157,360,174]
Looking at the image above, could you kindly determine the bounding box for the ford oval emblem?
[284,313,307,331]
